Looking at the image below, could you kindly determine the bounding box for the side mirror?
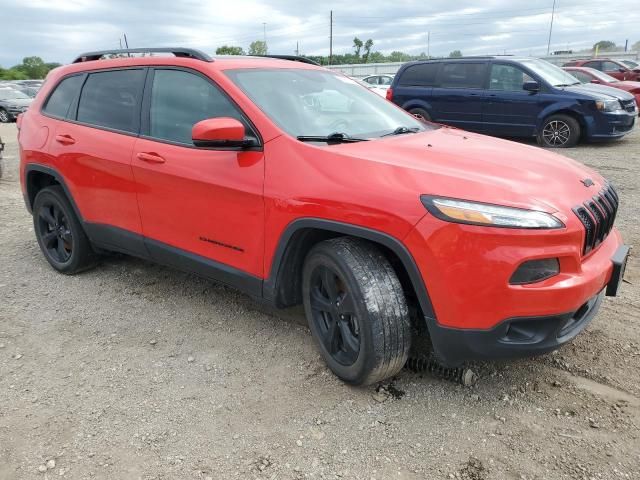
[618,68,626,73]
[590,79,601,84]
[192,117,251,148]
[523,81,540,92]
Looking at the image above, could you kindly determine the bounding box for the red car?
[18,48,629,385]
[564,66,640,109]
[563,58,640,81]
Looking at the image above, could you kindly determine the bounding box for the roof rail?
[257,55,320,66]
[72,48,213,64]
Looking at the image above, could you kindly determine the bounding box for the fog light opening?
[509,258,560,285]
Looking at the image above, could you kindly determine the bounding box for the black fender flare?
[263,218,437,322]
[24,164,84,222]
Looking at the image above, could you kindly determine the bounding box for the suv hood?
[331,127,603,214]
[564,83,635,101]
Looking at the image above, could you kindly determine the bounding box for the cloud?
[0,0,638,67]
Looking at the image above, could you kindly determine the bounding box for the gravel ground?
[0,122,639,480]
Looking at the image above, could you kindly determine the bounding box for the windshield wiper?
[296,132,369,144]
[380,126,421,137]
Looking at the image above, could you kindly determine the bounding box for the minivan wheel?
[537,114,580,148]
[0,109,10,123]
[33,186,96,274]
[409,107,432,122]
[302,237,411,386]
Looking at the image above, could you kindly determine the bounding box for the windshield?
[225,68,429,139]
[0,88,30,100]
[583,68,619,83]
[519,59,581,87]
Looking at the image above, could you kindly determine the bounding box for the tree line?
[0,56,61,80]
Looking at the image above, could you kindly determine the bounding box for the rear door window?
[77,69,145,133]
[43,75,84,119]
[585,61,602,71]
[438,63,487,89]
[602,61,622,72]
[398,63,439,86]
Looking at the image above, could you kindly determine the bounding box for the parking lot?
[0,121,639,479]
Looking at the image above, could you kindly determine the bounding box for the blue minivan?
[388,57,637,147]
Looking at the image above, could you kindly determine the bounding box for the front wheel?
[537,114,580,148]
[408,107,432,122]
[302,237,411,385]
[0,109,10,123]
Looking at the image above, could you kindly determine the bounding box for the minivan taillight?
[386,87,393,101]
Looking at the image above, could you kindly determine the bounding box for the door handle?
[136,152,166,164]
[55,134,75,145]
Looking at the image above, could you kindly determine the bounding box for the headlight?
[421,196,564,229]
[595,99,623,112]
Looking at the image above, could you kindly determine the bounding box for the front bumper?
[427,290,604,366]
[586,110,636,139]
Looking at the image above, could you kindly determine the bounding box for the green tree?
[248,40,267,56]
[388,51,412,62]
[353,37,363,58]
[0,67,28,80]
[593,40,616,52]
[449,50,463,58]
[216,45,245,55]
[14,56,49,79]
[362,39,374,63]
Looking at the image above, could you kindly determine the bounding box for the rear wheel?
[33,186,96,274]
[408,107,432,122]
[537,114,580,148]
[0,109,10,123]
[302,237,411,385]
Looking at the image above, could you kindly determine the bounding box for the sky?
[1,0,639,67]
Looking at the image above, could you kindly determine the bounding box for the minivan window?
[438,63,486,89]
[398,63,439,86]
[77,69,145,133]
[518,59,580,87]
[149,69,249,145]
[43,75,84,118]
[489,64,533,91]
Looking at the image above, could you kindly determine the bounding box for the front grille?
[573,184,619,255]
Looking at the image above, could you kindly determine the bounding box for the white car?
[361,75,394,97]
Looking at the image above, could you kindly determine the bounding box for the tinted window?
[602,61,621,71]
[77,69,145,133]
[398,63,439,86]
[379,76,393,85]
[439,63,486,89]
[488,64,533,91]
[43,75,84,118]
[363,76,377,84]
[585,61,602,71]
[149,69,248,145]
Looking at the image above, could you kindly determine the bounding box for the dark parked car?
[388,57,637,147]
[563,58,640,82]
[0,87,33,122]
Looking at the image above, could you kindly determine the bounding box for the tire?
[537,114,580,148]
[302,237,411,385]
[0,108,10,123]
[33,185,96,274]
[408,107,432,122]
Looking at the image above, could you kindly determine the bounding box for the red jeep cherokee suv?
[19,48,629,385]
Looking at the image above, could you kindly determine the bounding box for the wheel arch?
[263,218,437,322]
[537,108,586,139]
[24,164,84,221]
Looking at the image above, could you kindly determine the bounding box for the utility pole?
[296,41,299,56]
[546,0,556,56]
[427,31,430,58]
[329,10,333,66]
[123,33,129,49]
[263,23,267,53]
[119,38,123,49]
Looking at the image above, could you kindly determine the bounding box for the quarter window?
[602,61,621,72]
[489,64,533,91]
[398,63,439,86]
[149,69,249,145]
[439,63,487,89]
[77,69,145,133]
[43,75,84,119]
